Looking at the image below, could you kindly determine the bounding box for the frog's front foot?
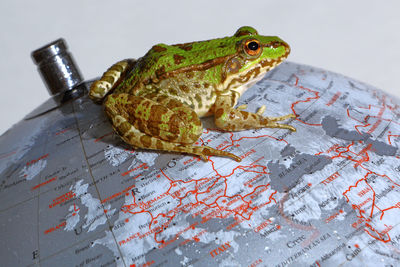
[264,113,297,132]
[214,95,296,132]
[89,59,136,102]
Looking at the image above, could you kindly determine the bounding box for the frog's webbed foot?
[89,59,136,102]
[214,94,296,132]
[105,93,241,162]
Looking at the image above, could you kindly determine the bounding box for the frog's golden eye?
[244,39,261,57]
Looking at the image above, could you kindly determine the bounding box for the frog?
[89,26,296,162]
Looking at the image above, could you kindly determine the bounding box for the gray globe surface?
[1,62,400,266]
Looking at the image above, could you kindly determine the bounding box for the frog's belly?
[156,78,217,118]
[174,90,216,118]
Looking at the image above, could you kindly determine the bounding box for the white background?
[0,0,399,135]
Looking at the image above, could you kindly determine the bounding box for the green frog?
[89,26,296,162]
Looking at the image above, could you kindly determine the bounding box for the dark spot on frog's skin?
[194,82,201,89]
[215,108,224,118]
[174,43,193,51]
[187,96,195,106]
[260,117,268,124]
[204,82,210,88]
[156,139,164,149]
[173,54,185,65]
[154,94,167,102]
[203,148,211,155]
[240,111,249,120]
[118,121,132,136]
[152,45,167,52]
[125,104,136,116]
[235,30,252,37]
[103,75,115,84]
[168,88,178,96]
[186,72,194,79]
[125,132,135,141]
[167,99,183,109]
[167,115,181,135]
[141,100,151,108]
[125,97,143,110]
[150,105,165,122]
[155,66,166,78]
[179,84,190,93]
[147,121,161,136]
[195,94,202,108]
[151,77,160,84]
[140,135,152,147]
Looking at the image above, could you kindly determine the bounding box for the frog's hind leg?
[89,59,136,102]
[105,93,241,162]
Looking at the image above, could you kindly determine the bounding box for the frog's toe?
[197,146,242,162]
[237,104,248,110]
[256,105,266,115]
[266,113,296,122]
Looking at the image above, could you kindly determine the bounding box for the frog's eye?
[244,39,262,57]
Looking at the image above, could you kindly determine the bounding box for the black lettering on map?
[32,250,39,260]
[132,188,140,196]
[74,224,83,235]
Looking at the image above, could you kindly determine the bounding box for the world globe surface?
[1,61,400,266]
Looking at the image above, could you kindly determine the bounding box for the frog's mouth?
[224,43,290,95]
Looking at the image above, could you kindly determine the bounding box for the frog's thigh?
[214,94,296,132]
[110,116,240,161]
[105,94,241,161]
[105,93,203,144]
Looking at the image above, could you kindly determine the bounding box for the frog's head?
[222,26,290,92]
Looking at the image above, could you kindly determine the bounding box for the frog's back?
[148,37,239,73]
[115,36,241,94]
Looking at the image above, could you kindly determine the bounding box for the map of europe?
[1,62,400,266]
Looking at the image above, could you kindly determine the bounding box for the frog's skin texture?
[89,26,296,161]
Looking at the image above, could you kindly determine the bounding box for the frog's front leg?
[214,92,296,132]
[89,59,136,102]
[104,93,241,161]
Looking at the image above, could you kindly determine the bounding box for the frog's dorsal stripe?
[154,54,232,81]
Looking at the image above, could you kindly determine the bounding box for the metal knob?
[31,38,83,96]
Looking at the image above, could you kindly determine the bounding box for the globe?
[1,61,399,266]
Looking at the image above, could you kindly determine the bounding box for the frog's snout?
[278,40,290,57]
[265,38,290,58]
